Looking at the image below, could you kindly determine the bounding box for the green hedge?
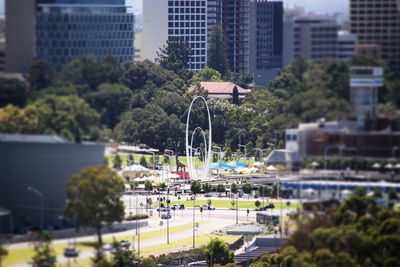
[126,214,149,221]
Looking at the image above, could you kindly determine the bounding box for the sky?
[0,0,348,17]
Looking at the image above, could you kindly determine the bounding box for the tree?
[64,166,125,245]
[27,59,56,91]
[388,189,398,201]
[207,199,212,206]
[255,200,261,209]
[85,83,133,129]
[28,95,100,142]
[190,67,223,84]
[0,104,38,134]
[140,156,148,168]
[113,155,122,170]
[156,37,192,81]
[231,183,238,194]
[232,86,239,105]
[204,238,234,266]
[231,200,236,209]
[191,181,202,194]
[141,256,156,267]
[207,25,229,77]
[0,78,28,108]
[144,181,153,192]
[203,182,212,193]
[0,244,8,266]
[216,184,226,193]
[31,231,57,267]
[110,239,136,267]
[242,183,252,194]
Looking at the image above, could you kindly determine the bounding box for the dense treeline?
[249,189,400,266]
[0,48,399,154]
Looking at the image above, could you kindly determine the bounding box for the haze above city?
[0,0,348,17]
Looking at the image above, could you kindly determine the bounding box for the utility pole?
[167,188,170,244]
[236,193,239,224]
[193,194,196,249]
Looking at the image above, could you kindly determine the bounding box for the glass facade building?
[167,0,208,71]
[36,0,134,71]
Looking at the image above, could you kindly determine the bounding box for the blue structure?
[0,134,105,233]
[36,0,135,71]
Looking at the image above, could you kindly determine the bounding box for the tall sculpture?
[185,96,212,180]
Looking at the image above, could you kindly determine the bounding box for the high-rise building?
[219,0,250,74]
[5,0,135,73]
[350,0,400,74]
[249,0,283,86]
[142,0,208,71]
[293,16,338,62]
[337,30,357,62]
[349,66,383,130]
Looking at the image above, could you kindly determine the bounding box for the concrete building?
[349,66,383,130]
[293,16,338,62]
[337,30,357,62]
[6,0,135,73]
[5,0,36,73]
[282,6,304,66]
[142,0,208,71]
[249,0,283,86]
[0,134,105,232]
[350,0,400,74]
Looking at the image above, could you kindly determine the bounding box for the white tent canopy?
[123,164,150,172]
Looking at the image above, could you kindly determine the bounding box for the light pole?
[236,192,239,224]
[166,187,170,244]
[239,144,247,162]
[193,194,196,249]
[148,151,156,171]
[27,186,43,231]
[213,146,222,163]
[164,149,174,182]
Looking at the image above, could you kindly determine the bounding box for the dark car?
[171,204,185,210]
[64,247,79,257]
[161,212,172,219]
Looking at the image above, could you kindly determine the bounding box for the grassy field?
[2,221,207,266]
[169,199,301,210]
[56,234,240,267]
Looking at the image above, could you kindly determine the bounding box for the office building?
[216,0,250,74]
[293,16,338,62]
[6,0,135,73]
[0,134,105,232]
[249,0,283,86]
[350,0,400,74]
[349,66,383,130]
[142,0,207,71]
[337,30,357,62]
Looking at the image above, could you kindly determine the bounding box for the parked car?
[157,206,170,212]
[161,212,172,219]
[171,204,185,210]
[200,205,215,210]
[64,247,79,257]
[119,240,131,249]
[102,243,114,251]
[258,203,275,211]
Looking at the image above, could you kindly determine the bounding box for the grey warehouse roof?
[0,134,71,144]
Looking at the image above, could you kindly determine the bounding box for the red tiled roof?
[189,81,250,96]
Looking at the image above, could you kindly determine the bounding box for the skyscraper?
[350,0,400,74]
[293,16,338,62]
[249,0,283,86]
[219,0,250,74]
[141,0,208,71]
[5,0,135,72]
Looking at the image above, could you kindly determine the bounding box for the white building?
[141,0,208,71]
[337,30,357,62]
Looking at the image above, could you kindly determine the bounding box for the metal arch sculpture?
[189,127,207,180]
[185,96,212,181]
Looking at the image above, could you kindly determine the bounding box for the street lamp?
[27,186,43,231]
[193,194,196,249]
[164,149,174,181]
[238,144,247,162]
[213,146,222,163]
[148,151,156,171]
[324,145,339,170]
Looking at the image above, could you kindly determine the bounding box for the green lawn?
[2,222,207,266]
[169,199,301,210]
[56,234,240,267]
